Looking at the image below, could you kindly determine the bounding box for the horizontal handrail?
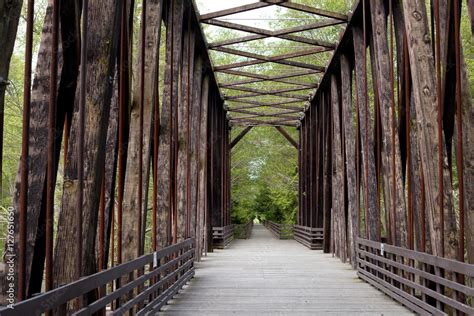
[263,220,293,239]
[293,225,324,250]
[356,237,474,315]
[212,224,235,249]
[0,238,195,315]
[234,221,253,239]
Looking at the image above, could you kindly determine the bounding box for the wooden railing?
[293,225,324,250]
[233,221,253,239]
[356,238,474,315]
[263,220,293,239]
[212,225,234,249]
[0,239,195,315]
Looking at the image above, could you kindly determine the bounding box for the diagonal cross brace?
[230,126,253,149]
[274,126,299,149]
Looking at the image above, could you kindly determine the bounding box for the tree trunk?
[54,0,121,286]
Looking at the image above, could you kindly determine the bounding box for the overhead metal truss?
[198,0,349,126]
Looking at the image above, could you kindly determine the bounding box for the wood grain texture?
[122,0,163,262]
[160,225,412,315]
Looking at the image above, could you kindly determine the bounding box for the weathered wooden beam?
[189,54,204,243]
[330,74,345,262]
[176,8,196,243]
[401,0,459,257]
[321,92,332,253]
[340,53,357,267]
[352,21,378,243]
[157,0,185,248]
[196,74,210,260]
[122,0,163,263]
[230,126,252,148]
[54,0,123,287]
[274,126,298,149]
[370,0,407,247]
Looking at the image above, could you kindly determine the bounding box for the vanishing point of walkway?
[161,224,412,315]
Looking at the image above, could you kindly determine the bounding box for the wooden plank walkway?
[160,224,412,315]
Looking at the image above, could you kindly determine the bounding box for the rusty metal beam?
[213,46,331,72]
[199,2,273,21]
[230,126,252,148]
[275,126,298,149]
[269,1,348,21]
[213,46,326,72]
[204,19,337,48]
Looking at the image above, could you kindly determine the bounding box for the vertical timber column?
[309,106,313,228]
[54,0,121,287]
[316,100,323,229]
[322,92,332,253]
[177,5,195,243]
[190,54,204,240]
[370,0,407,247]
[298,126,302,226]
[331,74,345,260]
[122,0,163,261]
[197,74,210,260]
[402,0,446,257]
[305,116,310,227]
[352,19,379,242]
[341,53,358,267]
[157,0,184,248]
[207,93,215,250]
[303,116,309,226]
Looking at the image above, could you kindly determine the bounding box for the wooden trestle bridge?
[0,0,473,315]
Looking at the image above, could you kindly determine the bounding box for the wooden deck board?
[160,224,412,315]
